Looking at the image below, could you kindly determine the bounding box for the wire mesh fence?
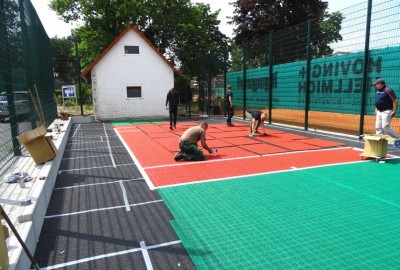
[225,0,400,136]
[2,0,399,172]
[0,0,56,171]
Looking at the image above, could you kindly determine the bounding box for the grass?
[58,105,94,116]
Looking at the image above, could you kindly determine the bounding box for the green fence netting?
[0,0,56,171]
[221,0,400,135]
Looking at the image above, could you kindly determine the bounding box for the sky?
[31,0,367,39]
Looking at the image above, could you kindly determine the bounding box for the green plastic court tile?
[110,120,136,126]
[159,159,400,269]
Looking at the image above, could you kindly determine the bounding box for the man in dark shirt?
[166,88,180,130]
[374,78,399,139]
[245,109,268,137]
[224,85,234,126]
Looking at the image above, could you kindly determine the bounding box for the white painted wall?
[91,30,174,120]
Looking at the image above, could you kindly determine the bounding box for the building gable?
[82,25,180,78]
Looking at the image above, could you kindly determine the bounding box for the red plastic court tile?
[221,137,262,146]
[146,148,362,187]
[136,124,166,133]
[239,143,288,155]
[256,133,306,143]
[154,137,180,152]
[114,126,141,133]
[117,130,175,166]
[268,141,322,151]
[284,133,310,140]
[204,146,256,160]
[216,130,251,138]
[206,126,228,133]
[146,132,178,139]
[217,125,248,132]
[265,129,285,134]
[159,122,199,129]
[301,138,346,147]
[172,123,206,133]
[206,139,235,148]
[116,121,358,188]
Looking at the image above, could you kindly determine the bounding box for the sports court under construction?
[31,115,400,269]
[2,1,400,269]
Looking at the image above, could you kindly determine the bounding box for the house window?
[124,46,139,54]
[127,86,142,98]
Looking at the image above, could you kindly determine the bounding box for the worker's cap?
[373,78,385,85]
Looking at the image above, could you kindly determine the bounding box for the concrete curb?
[7,117,73,270]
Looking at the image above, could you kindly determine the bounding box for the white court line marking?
[140,241,154,270]
[53,178,144,190]
[103,122,117,167]
[63,145,125,152]
[144,147,357,170]
[157,154,367,189]
[39,240,181,270]
[145,154,260,169]
[291,166,298,169]
[71,134,119,139]
[115,129,156,190]
[67,139,104,145]
[72,123,81,137]
[119,180,131,211]
[58,163,135,173]
[62,154,111,160]
[44,200,162,219]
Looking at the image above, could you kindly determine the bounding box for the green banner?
[228,46,400,115]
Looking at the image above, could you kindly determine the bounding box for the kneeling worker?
[174,122,214,161]
[246,109,268,137]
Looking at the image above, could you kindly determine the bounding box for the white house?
[82,25,180,121]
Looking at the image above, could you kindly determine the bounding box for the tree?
[231,0,328,44]
[49,0,229,79]
[50,36,75,86]
[230,0,343,66]
[314,11,344,57]
[171,4,230,80]
[2,0,24,71]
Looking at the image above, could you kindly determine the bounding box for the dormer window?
[124,46,139,54]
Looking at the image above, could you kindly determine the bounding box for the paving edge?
[6,117,72,270]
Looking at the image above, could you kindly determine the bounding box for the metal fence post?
[74,35,83,115]
[207,53,212,116]
[242,43,247,119]
[188,84,191,118]
[304,19,312,130]
[0,3,22,156]
[359,0,373,137]
[223,45,228,117]
[268,32,274,124]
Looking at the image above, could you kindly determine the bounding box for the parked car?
[0,94,7,117]
[0,91,31,120]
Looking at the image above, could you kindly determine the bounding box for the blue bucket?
[394,139,400,148]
